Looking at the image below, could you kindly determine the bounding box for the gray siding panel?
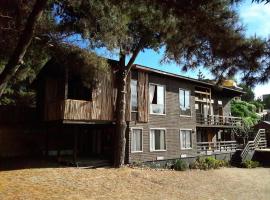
[129,73,197,162]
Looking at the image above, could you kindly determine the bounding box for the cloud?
[239,2,270,37]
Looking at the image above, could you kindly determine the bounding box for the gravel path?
[0,167,269,200]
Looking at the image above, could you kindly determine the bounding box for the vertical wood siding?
[137,71,149,123]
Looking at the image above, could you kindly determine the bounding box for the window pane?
[157,86,164,105]
[152,129,166,150]
[131,129,142,152]
[180,89,191,116]
[185,90,190,108]
[131,80,138,111]
[180,130,192,149]
[150,84,165,114]
[179,89,185,108]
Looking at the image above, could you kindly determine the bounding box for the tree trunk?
[114,54,128,167]
[0,0,48,97]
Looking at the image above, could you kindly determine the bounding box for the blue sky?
[93,1,270,98]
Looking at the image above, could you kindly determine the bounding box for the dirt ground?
[0,166,269,200]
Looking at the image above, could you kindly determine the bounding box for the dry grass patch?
[0,166,270,200]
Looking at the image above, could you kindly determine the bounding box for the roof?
[134,64,245,95]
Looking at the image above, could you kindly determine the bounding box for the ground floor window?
[131,129,143,152]
[180,129,192,149]
[150,129,166,151]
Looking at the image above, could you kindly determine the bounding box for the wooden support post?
[73,127,78,166]
[57,124,61,161]
[45,126,49,157]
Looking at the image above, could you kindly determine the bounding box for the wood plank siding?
[137,71,149,122]
[128,72,197,162]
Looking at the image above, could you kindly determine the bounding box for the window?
[180,130,192,149]
[131,80,138,112]
[179,89,191,116]
[131,129,143,152]
[68,75,92,101]
[150,129,166,151]
[149,84,165,114]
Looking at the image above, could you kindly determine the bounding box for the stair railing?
[240,129,265,161]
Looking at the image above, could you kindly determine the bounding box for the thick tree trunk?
[114,52,128,167]
[0,0,48,97]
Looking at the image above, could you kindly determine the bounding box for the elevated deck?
[196,114,242,128]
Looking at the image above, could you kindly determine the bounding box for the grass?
[0,166,269,200]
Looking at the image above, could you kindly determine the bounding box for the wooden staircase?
[231,129,267,166]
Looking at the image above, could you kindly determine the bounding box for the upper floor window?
[179,89,191,116]
[149,84,165,114]
[131,80,138,112]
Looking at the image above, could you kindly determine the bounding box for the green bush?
[242,160,260,168]
[173,159,188,171]
[190,157,229,170]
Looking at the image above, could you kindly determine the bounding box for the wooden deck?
[196,114,242,128]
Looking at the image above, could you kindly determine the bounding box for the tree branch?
[0,0,48,97]
[125,38,145,77]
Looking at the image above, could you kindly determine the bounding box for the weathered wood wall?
[137,71,149,122]
[63,70,117,121]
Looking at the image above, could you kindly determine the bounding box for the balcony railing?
[196,114,242,127]
[197,141,237,154]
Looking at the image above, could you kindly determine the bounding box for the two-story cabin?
[34,58,244,164]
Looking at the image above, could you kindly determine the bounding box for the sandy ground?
[0,166,269,200]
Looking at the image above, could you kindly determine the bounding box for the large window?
[179,89,191,116]
[149,84,165,114]
[68,75,92,101]
[131,80,138,112]
[150,129,166,151]
[180,129,192,149]
[131,128,143,152]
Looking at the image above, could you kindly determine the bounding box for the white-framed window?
[131,128,143,152]
[180,129,192,149]
[149,84,165,114]
[131,79,138,112]
[179,89,191,116]
[150,129,166,151]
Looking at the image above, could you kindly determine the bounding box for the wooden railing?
[240,129,266,161]
[196,114,242,127]
[197,141,237,154]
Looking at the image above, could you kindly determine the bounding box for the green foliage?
[238,83,255,102]
[173,159,188,171]
[190,157,229,170]
[251,100,264,113]
[231,100,259,129]
[242,160,260,168]
[52,44,109,90]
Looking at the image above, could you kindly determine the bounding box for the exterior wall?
[128,72,197,163]
[211,91,232,116]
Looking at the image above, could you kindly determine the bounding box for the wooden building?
[34,58,245,164]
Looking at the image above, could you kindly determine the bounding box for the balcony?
[197,141,237,155]
[196,114,242,128]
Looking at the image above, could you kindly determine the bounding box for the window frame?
[179,88,192,117]
[149,128,167,152]
[131,79,138,112]
[180,129,193,150]
[149,83,166,115]
[131,127,143,153]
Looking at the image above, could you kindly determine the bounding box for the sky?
[94,1,270,98]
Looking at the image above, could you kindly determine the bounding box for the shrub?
[242,160,260,168]
[173,159,188,171]
[190,157,229,170]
